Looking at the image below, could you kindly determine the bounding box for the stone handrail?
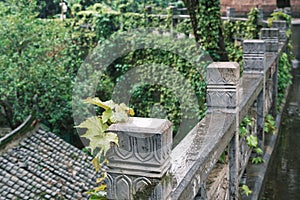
[105,21,287,199]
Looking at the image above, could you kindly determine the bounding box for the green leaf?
[251,156,265,164]
[83,97,114,110]
[246,135,258,148]
[76,116,108,140]
[92,157,101,172]
[102,108,113,123]
[254,147,263,155]
[75,116,118,155]
[241,185,252,196]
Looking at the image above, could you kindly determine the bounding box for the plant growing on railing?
[76,97,134,199]
[277,52,292,110]
[223,8,260,71]
[240,184,253,196]
[268,10,291,29]
[264,114,276,134]
[239,116,264,164]
[267,11,293,111]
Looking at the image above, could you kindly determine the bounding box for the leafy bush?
[0,1,81,137]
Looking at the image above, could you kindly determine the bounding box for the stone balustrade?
[105,17,289,200]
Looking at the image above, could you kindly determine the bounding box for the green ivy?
[223,8,260,71]
[277,52,292,109]
[239,116,264,164]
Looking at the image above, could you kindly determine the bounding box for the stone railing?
[105,21,288,199]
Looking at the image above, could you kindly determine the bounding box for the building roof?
[0,120,99,200]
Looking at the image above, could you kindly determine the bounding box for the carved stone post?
[207,62,240,112]
[243,40,267,153]
[226,7,235,19]
[243,40,266,73]
[106,117,172,200]
[261,28,279,53]
[207,62,240,199]
[261,28,280,116]
[272,20,287,43]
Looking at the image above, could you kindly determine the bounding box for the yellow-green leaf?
[75,116,108,140]
[83,97,113,110]
[102,108,113,123]
[92,157,101,172]
[96,177,106,183]
[94,184,106,192]
[128,108,135,116]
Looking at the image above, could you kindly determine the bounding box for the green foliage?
[76,97,134,199]
[197,0,222,60]
[264,114,276,134]
[267,11,293,111]
[277,53,292,109]
[0,0,81,136]
[241,184,253,196]
[239,116,254,137]
[239,116,265,164]
[251,156,265,164]
[223,8,260,70]
[218,150,227,164]
[268,10,291,28]
[246,135,258,148]
[76,97,134,157]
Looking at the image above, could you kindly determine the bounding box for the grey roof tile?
[0,127,99,199]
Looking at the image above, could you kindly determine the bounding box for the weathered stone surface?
[107,117,172,199]
[243,40,266,73]
[272,20,287,42]
[107,117,172,177]
[171,113,236,200]
[261,28,279,52]
[206,62,240,111]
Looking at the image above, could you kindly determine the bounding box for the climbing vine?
[76,97,134,199]
[277,52,293,109]
[267,11,293,110]
[239,116,264,164]
[223,8,261,70]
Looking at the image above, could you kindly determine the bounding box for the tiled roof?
[0,127,99,200]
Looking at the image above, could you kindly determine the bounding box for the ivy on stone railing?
[76,97,134,199]
[239,116,264,164]
[223,8,260,70]
[277,52,293,109]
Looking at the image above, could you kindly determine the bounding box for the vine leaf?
[83,97,114,110]
[102,109,113,123]
[92,157,101,173]
[241,185,252,196]
[75,116,117,155]
[246,135,258,148]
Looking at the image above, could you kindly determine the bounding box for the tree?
[0,0,81,136]
[182,0,228,61]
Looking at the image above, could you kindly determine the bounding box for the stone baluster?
[243,40,266,73]
[261,28,279,53]
[243,40,267,153]
[272,20,287,43]
[207,62,240,199]
[226,7,235,19]
[106,117,172,200]
[284,7,292,16]
[206,62,240,112]
[261,28,280,116]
